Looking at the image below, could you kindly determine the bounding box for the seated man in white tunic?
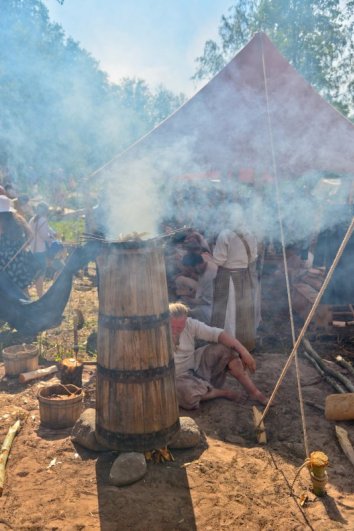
[169,302,267,410]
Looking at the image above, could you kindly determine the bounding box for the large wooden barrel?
[95,240,180,451]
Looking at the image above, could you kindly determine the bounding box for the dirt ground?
[0,266,354,530]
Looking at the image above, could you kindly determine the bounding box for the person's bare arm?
[218,331,256,373]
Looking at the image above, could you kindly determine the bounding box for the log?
[305,400,325,413]
[325,393,354,421]
[332,321,347,328]
[332,319,354,326]
[0,419,21,496]
[302,351,346,394]
[19,365,58,383]
[302,338,354,393]
[335,425,354,468]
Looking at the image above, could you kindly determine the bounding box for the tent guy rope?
[260,33,309,457]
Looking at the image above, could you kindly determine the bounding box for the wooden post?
[308,451,328,497]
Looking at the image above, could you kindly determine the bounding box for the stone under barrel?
[95,240,180,451]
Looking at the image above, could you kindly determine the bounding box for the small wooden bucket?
[2,344,39,377]
[38,384,83,428]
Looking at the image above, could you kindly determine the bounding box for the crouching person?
[169,302,267,410]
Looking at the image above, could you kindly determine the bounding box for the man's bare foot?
[249,390,270,406]
[223,389,244,402]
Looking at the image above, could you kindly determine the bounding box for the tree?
[0,0,185,188]
[193,0,354,116]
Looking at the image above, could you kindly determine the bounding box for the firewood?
[303,338,354,393]
[302,351,346,393]
[332,321,354,328]
[335,356,354,378]
[335,425,354,468]
[0,420,21,497]
[19,365,58,383]
[305,400,325,412]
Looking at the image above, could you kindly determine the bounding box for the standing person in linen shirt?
[179,253,217,324]
[170,302,267,410]
[211,224,258,351]
[29,202,56,297]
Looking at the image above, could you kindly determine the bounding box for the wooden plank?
[335,425,354,468]
[253,406,267,444]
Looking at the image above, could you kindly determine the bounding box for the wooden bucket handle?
[58,383,82,397]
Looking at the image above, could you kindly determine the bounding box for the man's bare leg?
[228,358,268,405]
[200,388,241,403]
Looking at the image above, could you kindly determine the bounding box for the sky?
[45,0,234,96]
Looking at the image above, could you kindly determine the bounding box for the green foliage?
[0,0,185,189]
[193,0,354,117]
[50,218,85,242]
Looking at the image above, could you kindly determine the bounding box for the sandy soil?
[0,268,354,530]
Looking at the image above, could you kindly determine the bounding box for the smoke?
[3,5,352,247]
[95,34,354,245]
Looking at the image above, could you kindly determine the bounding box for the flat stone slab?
[168,416,201,449]
[109,452,147,486]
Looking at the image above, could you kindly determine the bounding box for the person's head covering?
[0,195,15,213]
[4,184,17,199]
[36,201,49,216]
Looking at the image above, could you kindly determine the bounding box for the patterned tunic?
[0,234,35,290]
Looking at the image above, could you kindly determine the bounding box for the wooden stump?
[60,358,83,388]
[325,393,354,421]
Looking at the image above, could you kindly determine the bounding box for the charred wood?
[302,350,346,393]
[335,356,354,378]
[302,337,354,393]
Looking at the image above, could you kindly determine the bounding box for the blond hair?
[169,302,189,318]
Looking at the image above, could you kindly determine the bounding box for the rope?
[291,458,310,491]
[260,33,309,457]
[257,216,354,427]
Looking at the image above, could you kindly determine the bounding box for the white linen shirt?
[213,229,257,269]
[29,216,55,253]
[174,317,223,376]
